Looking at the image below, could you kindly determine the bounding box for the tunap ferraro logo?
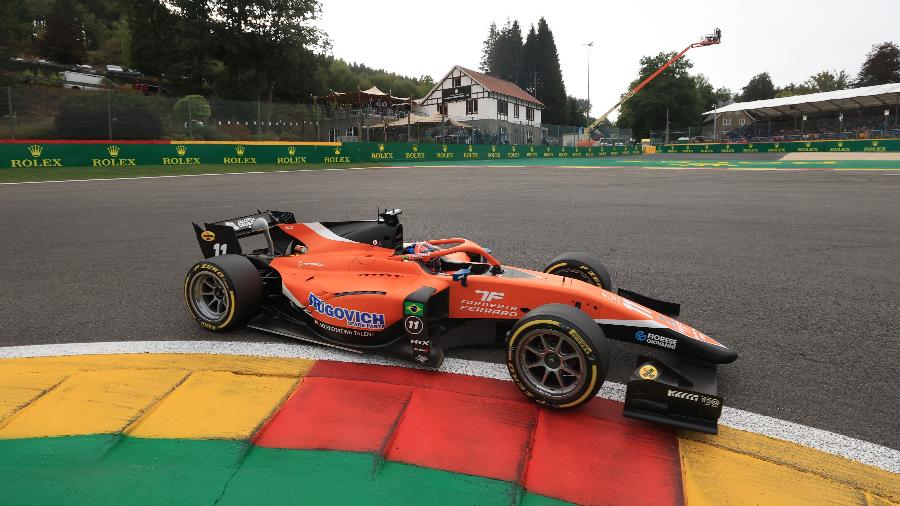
[307,293,385,330]
[634,330,677,350]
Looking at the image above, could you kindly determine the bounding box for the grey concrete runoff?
[0,162,898,449]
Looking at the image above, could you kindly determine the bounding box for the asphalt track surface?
[1,155,898,449]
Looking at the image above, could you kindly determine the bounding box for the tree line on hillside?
[0,0,434,102]
[616,41,900,139]
[479,19,589,126]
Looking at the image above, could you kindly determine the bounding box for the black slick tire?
[506,304,610,409]
[184,254,263,331]
[543,252,612,290]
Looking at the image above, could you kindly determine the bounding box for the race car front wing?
[623,355,723,434]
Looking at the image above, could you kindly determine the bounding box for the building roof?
[456,66,543,106]
[422,65,543,107]
[703,83,900,118]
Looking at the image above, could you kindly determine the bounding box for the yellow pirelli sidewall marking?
[546,263,567,272]
[680,427,900,505]
[558,364,598,409]
[507,320,558,348]
[0,368,189,438]
[127,370,299,439]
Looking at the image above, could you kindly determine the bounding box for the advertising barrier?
[655,139,900,154]
[1,141,642,169]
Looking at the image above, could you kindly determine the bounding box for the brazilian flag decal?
[404,301,424,316]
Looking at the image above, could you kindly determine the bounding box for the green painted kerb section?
[0,141,642,169]
[0,436,571,505]
[656,139,900,154]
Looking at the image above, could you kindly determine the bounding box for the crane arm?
[581,28,721,143]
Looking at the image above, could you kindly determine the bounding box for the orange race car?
[186,209,737,433]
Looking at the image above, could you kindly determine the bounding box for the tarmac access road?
[1,158,898,449]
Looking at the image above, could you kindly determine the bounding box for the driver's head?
[405,242,441,271]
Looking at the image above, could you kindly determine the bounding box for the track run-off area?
[1,153,898,503]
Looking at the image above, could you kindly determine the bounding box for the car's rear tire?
[506,304,610,409]
[543,252,612,290]
[184,255,262,331]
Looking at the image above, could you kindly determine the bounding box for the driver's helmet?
[404,242,441,271]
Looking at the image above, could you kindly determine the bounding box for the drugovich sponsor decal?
[10,144,63,168]
[307,293,385,329]
[634,330,677,350]
[163,145,201,165]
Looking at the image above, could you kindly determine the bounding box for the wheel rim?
[189,271,229,322]
[515,327,588,399]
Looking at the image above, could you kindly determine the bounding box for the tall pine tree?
[520,25,539,95]
[535,18,567,124]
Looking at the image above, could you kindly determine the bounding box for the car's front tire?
[506,304,610,409]
[543,252,612,290]
[184,254,262,331]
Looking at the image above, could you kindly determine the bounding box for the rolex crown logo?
[774,143,780,148]
[334,147,341,155]
[546,146,551,152]
[27,144,43,157]
[837,142,843,147]
[288,146,296,156]
[512,145,516,152]
[378,143,385,152]
[412,144,418,152]
[442,144,448,152]
[748,144,753,149]
[235,145,246,156]
[107,145,120,157]
[175,145,187,156]
[873,140,879,146]
[805,142,811,148]
[467,145,473,152]
[491,145,496,152]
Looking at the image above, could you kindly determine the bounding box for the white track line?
[0,168,366,186]
[1,340,897,474]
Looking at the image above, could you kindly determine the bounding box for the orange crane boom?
[579,28,721,146]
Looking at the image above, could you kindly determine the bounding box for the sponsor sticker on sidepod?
[307,293,385,330]
[635,330,677,350]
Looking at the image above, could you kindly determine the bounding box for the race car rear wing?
[192,210,295,259]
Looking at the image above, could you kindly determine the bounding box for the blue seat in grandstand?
[889,129,900,138]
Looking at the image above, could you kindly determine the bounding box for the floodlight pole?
[713,103,717,141]
[583,42,593,110]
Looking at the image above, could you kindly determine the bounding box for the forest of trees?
[478,18,589,126]
[0,0,435,102]
[616,41,900,138]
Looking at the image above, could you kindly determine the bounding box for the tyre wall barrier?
[0,141,642,169]
[655,139,900,154]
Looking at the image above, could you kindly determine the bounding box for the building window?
[346,127,357,137]
[453,76,462,87]
[738,118,746,126]
[498,100,508,116]
[514,104,520,118]
[526,107,534,121]
[438,102,448,116]
[526,130,534,143]
[466,99,478,115]
[722,118,731,126]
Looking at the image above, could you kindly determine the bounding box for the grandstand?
[702,83,900,142]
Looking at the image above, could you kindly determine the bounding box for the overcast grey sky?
[316,0,899,118]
